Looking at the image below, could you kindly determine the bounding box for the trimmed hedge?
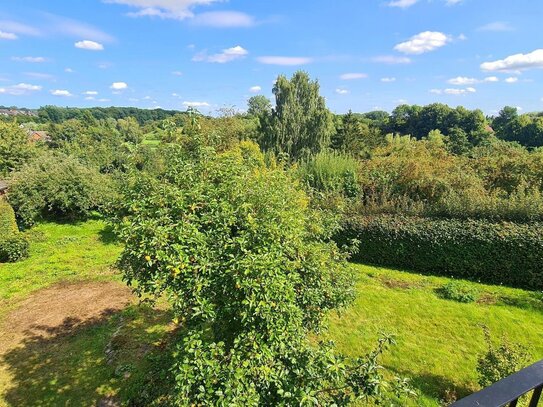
[0,199,29,262]
[339,215,543,290]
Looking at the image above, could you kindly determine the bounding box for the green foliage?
[438,281,479,303]
[111,140,412,405]
[0,199,28,262]
[259,71,334,161]
[298,150,360,197]
[7,153,114,228]
[0,234,29,262]
[477,327,531,388]
[0,121,37,176]
[246,95,272,118]
[340,215,543,290]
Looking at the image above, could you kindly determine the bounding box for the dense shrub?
[0,121,37,176]
[340,215,543,290]
[0,200,28,262]
[477,327,531,388]
[298,150,360,197]
[437,281,479,303]
[111,140,411,405]
[7,153,115,228]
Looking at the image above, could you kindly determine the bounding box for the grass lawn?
[1,220,542,406]
[324,264,543,406]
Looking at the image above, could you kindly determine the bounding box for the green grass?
[1,221,542,406]
[0,219,122,315]
[324,264,543,406]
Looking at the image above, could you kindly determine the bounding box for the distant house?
[27,130,51,143]
[0,180,8,196]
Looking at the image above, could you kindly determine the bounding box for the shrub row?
[0,199,29,262]
[339,215,543,290]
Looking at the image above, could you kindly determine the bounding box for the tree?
[247,95,271,118]
[260,71,334,161]
[111,140,410,405]
[0,121,36,176]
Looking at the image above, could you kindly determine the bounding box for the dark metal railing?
[450,360,543,407]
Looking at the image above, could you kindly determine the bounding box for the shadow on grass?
[396,368,475,403]
[1,306,172,407]
[98,224,118,245]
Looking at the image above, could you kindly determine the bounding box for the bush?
[0,200,28,262]
[298,150,360,197]
[477,327,530,388]
[340,215,543,290]
[111,141,410,405]
[7,153,115,228]
[438,281,479,303]
[0,234,29,262]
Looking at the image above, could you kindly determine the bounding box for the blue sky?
[0,0,542,114]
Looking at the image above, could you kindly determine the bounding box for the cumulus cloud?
[505,77,519,83]
[0,30,17,40]
[0,83,42,96]
[388,0,419,8]
[340,73,368,80]
[83,91,98,95]
[481,49,543,73]
[335,88,349,95]
[51,89,73,97]
[484,76,499,82]
[477,21,514,32]
[183,101,210,107]
[371,55,412,64]
[75,40,104,51]
[381,77,396,83]
[249,86,261,93]
[193,45,248,63]
[431,87,476,95]
[110,82,128,90]
[172,71,183,76]
[12,56,46,63]
[394,31,451,54]
[447,76,478,85]
[256,56,313,66]
[191,11,256,27]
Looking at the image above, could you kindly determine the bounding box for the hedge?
[339,215,543,290]
[0,199,29,262]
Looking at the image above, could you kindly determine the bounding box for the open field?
[0,221,542,406]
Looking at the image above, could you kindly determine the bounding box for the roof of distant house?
[28,130,51,142]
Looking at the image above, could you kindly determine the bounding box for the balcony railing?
[450,359,543,407]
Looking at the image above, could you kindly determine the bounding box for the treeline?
[37,105,182,124]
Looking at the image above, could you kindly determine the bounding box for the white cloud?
[65,68,74,73]
[335,88,349,95]
[249,86,261,93]
[388,0,419,8]
[24,72,54,80]
[12,56,46,63]
[0,83,42,96]
[193,45,248,63]
[381,77,396,83]
[183,101,210,107]
[51,89,73,97]
[340,73,368,80]
[191,11,256,27]
[85,96,95,101]
[505,77,519,83]
[445,0,463,5]
[83,91,98,95]
[97,98,111,103]
[256,56,313,66]
[484,76,499,82]
[0,30,17,40]
[481,49,543,73]
[477,21,514,32]
[45,13,114,42]
[110,82,128,90]
[0,20,41,36]
[447,76,478,85]
[371,55,412,64]
[430,87,476,95]
[394,31,451,54]
[104,0,224,20]
[172,70,183,76]
[75,40,104,51]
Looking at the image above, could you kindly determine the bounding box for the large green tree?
[260,71,334,161]
[0,122,36,176]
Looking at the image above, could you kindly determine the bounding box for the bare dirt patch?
[0,281,133,354]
